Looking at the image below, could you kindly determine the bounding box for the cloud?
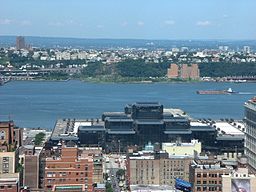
[20,20,31,26]
[121,21,128,27]
[48,20,82,27]
[48,21,64,27]
[96,24,104,29]
[196,20,211,26]
[164,20,175,25]
[0,18,12,25]
[223,14,229,18]
[137,21,144,27]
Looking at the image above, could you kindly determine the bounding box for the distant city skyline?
[0,0,256,40]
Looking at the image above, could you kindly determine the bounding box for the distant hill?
[0,35,256,50]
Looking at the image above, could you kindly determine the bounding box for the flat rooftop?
[164,108,189,118]
[51,119,104,138]
[162,139,200,147]
[133,102,162,107]
[130,185,175,192]
[245,97,256,110]
[213,122,244,135]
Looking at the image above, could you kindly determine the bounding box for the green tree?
[34,132,46,146]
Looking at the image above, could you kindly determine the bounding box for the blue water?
[0,81,255,129]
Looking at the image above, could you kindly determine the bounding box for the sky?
[0,0,256,40]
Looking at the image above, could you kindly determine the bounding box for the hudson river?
[0,81,255,129]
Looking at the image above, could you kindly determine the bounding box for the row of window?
[196,186,221,191]
[47,171,89,177]
[0,185,14,189]
[47,164,89,170]
[197,173,224,178]
[47,177,89,183]
[197,180,221,184]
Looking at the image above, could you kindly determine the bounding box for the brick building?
[0,173,20,192]
[0,121,23,151]
[44,144,94,192]
[189,159,232,192]
[21,145,42,190]
[167,64,179,78]
[167,63,200,80]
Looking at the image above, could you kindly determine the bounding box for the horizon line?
[0,35,256,42]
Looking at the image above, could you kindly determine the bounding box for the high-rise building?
[167,64,200,80]
[180,64,200,80]
[16,36,26,50]
[22,145,41,189]
[244,97,256,173]
[243,46,251,54]
[167,64,179,78]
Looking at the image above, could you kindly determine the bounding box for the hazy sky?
[0,0,255,39]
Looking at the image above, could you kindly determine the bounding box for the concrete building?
[189,159,232,192]
[44,144,94,192]
[21,145,42,190]
[222,156,256,192]
[162,139,201,156]
[0,151,17,174]
[245,97,256,173]
[16,36,26,50]
[127,144,193,187]
[0,150,20,191]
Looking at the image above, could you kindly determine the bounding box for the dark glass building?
[50,102,244,153]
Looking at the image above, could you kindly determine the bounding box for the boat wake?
[238,92,256,95]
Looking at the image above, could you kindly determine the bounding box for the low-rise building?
[162,139,201,156]
[189,159,232,192]
[222,157,256,191]
[127,143,193,187]
[0,173,20,192]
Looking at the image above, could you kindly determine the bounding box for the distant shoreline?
[6,78,256,84]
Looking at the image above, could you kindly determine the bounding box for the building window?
[3,157,9,162]
[0,130,5,140]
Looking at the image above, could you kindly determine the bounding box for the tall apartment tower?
[167,64,179,78]
[244,97,256,173]
[16,36,26,50]
[167,63,200,80]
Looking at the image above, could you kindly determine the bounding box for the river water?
[0,80,255,129]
